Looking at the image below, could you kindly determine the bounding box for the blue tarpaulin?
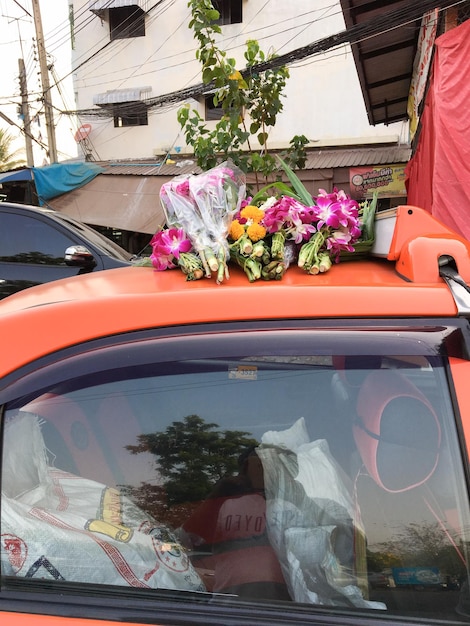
[0,169,32,183]
[32,162,104,203]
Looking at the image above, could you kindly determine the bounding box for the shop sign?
[349,164,407,201]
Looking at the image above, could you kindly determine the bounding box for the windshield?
[2,327,470,623]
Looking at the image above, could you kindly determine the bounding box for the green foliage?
[281,135,310,171]
[0,128,26,172]
[373,521,468,579]
[179,1,309,188]
[251,154,314,206]
[127,414,258,505]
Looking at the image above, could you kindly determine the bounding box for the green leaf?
[251,181,301,205]
[202,68,213,83]
[276,155,313,206]
[361,190,378,241]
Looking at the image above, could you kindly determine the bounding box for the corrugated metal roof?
[304,146,411,169]
[94,146,410,178]
[95,160,201,177]
[49,174,166,234]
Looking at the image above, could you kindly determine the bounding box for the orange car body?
[0,205,467,375]
[2,206,470,626]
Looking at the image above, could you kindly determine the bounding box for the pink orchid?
[150,251,177,270]
[219,167,236,182]
[262,196,317,242]
[326,228,356,258]
[315,188,360,235]
[174,180,190,197]
[312,196,342,230]
[240,197,253,210]
[150,228,192,270]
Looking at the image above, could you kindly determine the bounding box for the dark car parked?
[0,202,137,299]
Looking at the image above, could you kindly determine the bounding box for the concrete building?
[22,0,421,246]
[70,0,408,162]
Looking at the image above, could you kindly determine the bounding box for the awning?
[93,86,152,106]
[32,162,104,203]
[0,169,32,183]
[340,0,433,126]
[47,174,166,235]
[88,0,150,12]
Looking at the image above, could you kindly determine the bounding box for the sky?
[0,0,78,166]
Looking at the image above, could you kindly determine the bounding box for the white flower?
[258,196,278,212]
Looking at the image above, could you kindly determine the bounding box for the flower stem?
[229,248,262,281]
[216,247,228,284]
[251,240,268,259]
[198,249,212,278]
[204,247,220,273]
[271,230,286,260]
[298,230,326,272]
[261,260,286,280]
[178,252,204,280]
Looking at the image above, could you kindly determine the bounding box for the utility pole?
[18,58,34,166]
[0,109,49,153]
[31,0,58,163]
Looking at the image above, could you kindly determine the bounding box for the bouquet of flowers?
[155,160,246,283]
[148,157,377,283]
[227,198,298,281]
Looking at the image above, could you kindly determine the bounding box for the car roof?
[3,204,470,377]
[0,201,57,215]
[0,259,458,378]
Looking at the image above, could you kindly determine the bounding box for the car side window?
[0,212,76,265]
[2,331,470,623]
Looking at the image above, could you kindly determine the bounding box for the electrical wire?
[2,0,466,160]
[63,0,467,119]
[5,1,348,110]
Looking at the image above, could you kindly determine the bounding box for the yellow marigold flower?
[228,220,245,241]
[241,205,265,223]
[247,223,266,242]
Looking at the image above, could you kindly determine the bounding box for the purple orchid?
[326,228,356,259]
[150,227,192,270]
[315,188,361,237]
[174,179,191,197]
[262,196,317,243]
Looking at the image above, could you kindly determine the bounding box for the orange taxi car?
[2,206,470,626]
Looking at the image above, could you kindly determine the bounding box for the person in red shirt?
[182,446,290,600]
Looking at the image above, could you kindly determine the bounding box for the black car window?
[0,211,77,265]
[2,327,470,624]
[54,212,132,260]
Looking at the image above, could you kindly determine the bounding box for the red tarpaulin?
[405,19,470,239]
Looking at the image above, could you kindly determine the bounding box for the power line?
[69,2,339,93]
[62,0,466,119]
[22,1,342,106]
